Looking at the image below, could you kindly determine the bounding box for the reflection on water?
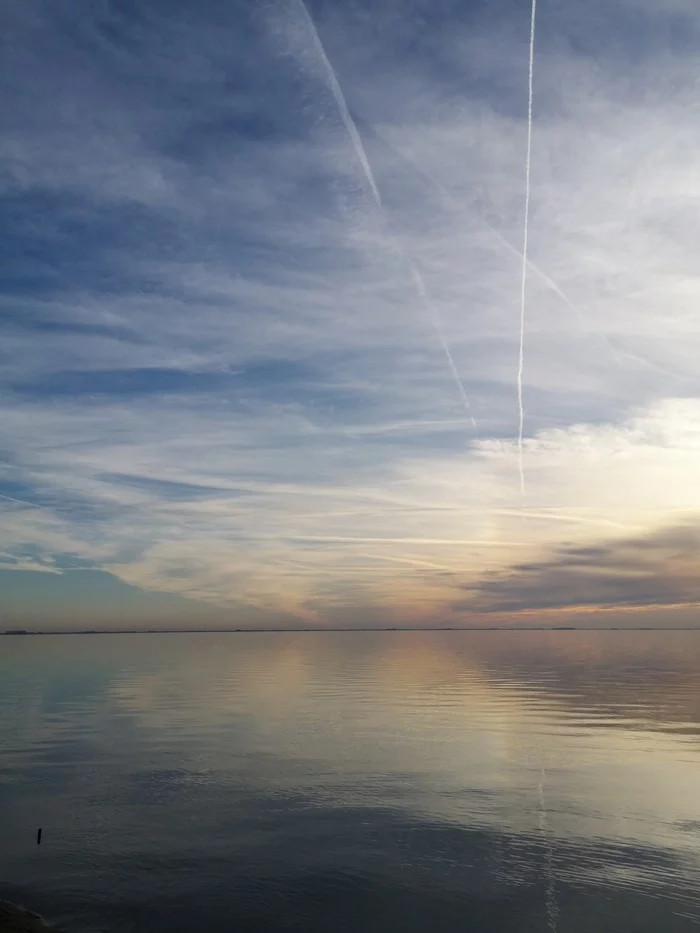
[0,631,699,932]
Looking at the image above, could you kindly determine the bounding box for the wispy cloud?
[1,0,700,626]
[459,521,700,615]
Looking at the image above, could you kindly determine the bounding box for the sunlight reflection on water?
[1,630,699,932]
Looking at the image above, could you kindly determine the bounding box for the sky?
[2,0,700,630]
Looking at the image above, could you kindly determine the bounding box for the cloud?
[1,0,700,626]
[2,394,700,626]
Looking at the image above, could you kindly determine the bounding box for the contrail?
[358,552,457,572]
[0,492,46,510]
[538,764,559,933]
[293,0,382,208]
[293,0,476,428]
[517,0,537,494]
[283,534,531,545]
[407,265,476,427]
[476,225,622,366]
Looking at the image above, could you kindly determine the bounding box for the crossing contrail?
[407,265,476,427]
[517,0,537,494]
[0,492,46,510]
[293,0,476,428]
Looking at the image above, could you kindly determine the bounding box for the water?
[1,630,699,932]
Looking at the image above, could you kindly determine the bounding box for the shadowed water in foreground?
[1,630,699,932]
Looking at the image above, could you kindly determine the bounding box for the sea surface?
[1,630,699,932]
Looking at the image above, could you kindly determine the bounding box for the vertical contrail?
[517,0,537,494]
[293,0,476,428]
[538,764,559,933]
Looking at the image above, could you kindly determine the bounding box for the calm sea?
[1,631,699,932]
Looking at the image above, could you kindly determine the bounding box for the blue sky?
[2,0,700,630]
